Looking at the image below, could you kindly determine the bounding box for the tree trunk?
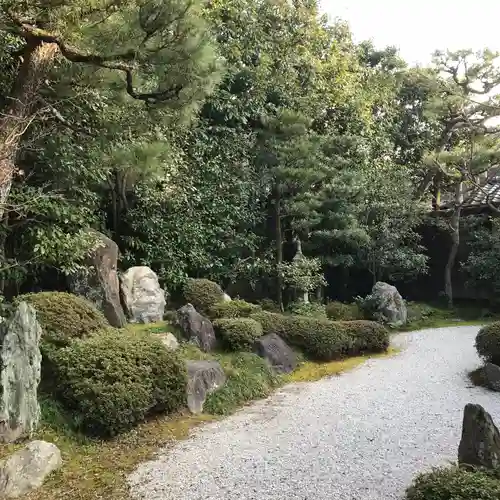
[0,41,58,219]
[274,185,284,312]
[444,181,463,308]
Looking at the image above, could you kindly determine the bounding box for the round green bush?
[18,292,109,346]
[476,322,500,365]
[209,300,262,320]
[213,318,263,351]
[183,278,224,314]
[258,298,281,313]
[405,466,500,500]
[325,301,361,320]
[342,320,390,354]
[47,329,187,437]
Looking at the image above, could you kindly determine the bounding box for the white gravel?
[128,326,500,500]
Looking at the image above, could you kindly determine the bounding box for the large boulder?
[69,232,126,327]
[254,333,297,374]
[186,360,226,414]
[484,363,500,392]
[0,440,62,498]
[0,302,42,443]
[121,266,166,324]
[177,304,216,352]
[363,281,407,326]
[458,403,500,469]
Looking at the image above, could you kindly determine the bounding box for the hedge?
[250,311,389,361]
[18,292,109,346]
[325,301,361,321]
[209,299,262,320]
[213,318,263,351]
[405,466,500,500]
[46,329,187,437]
[183,278,224,314]
[476,322,500,365]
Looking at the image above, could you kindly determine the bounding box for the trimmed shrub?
[18,292,109,346]
[47,329,187,437]
[183,278,224,314]
[209,300,262,320]
[476,322,500,365]
[405,466,500,500]
[258,298,281,313]
[250,312,389,361]
[288,301,327,318]
[213,318,263,351]
[342,320,390,354]
[325,301,361,321]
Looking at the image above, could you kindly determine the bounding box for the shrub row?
[209,299,262,319]
[250,311,389,361]
[213,318,263,351]
[45,329,187,437]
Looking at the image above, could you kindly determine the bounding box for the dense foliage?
[47,330,187,437]
[475,323,500,365]
[250,311,389,361]
[209,299,262,319]
[183,278,225,313]
[405,466,500,500]
[18,292,109,346]
[213,318,263,351]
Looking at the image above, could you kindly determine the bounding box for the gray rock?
[121,266,166,324]
[153,332,179,351]
[69,232,126,327]
[364,282,407,326]
[458,403,500,469]
[0,303,42,443]
[177,304,216,352]
[0,440,62,498]
[255,334,297,374]
[186,360,226,414]
[484,363,500,391]
[223,293,232,302]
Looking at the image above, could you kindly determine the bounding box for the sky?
[320,0,500,66]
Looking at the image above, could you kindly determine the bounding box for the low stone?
[223,293,231,302]
[484,363,500,391]
[186,360,226,414]
[364,281,407,326]
[69,232,126,327]
[153,332,179,351]
[254,334,297,374]
[458,403,500,469]
[177,304,216,352]
[0,440,62,498]
[121,266,166,324]
[0,302,42,443]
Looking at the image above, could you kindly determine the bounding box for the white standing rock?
[0,440,62,498]
[121,266,166,324]
[0,302,42,443]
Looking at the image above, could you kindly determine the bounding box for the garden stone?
[255,334,297,374]
[177,304,216,352]
[153,332,179,351]
[186,360,226,414]
[0,440,62,498]
[0,302,42,443]
[364,281,407,326]
[69,232,126,327]
[121,266,166,324]
[223,293,231,302]
[484,363,500,391]
[458,403,500,469]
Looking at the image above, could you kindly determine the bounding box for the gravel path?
[129,326,500,500]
